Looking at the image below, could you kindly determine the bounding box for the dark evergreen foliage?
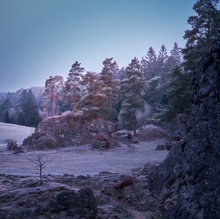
[65,61,85,112]
[121,57,146,134]
[153,67,192,122]
[182,0,220,70]
[17,89,41,127]
[0,99,12,122]
[2,0,209,128]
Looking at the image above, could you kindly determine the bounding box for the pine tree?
[182,0,220,70]
[121,57,146,134]
[141,46,157,80]
[81,71,100,96]
[99,58,120,121]
[99,58,119,108]
[65,61,85,112]
[79,71,105,117]
[43,75,64,117]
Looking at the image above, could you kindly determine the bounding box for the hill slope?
[0,122,35,145]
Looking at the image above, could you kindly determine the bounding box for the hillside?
[0,122,35,145]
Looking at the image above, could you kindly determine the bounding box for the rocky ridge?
[0,163,164,219]
[148,40,220,218]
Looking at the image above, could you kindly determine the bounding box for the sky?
[0,0,196,92]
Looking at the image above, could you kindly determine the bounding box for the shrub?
[6,139,18,151]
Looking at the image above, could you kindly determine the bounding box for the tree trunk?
[133,110,137,135]
[52,95,56,116]
[73,102,77,112]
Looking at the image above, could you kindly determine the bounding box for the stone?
[45,188,98,218]
[23,112,116,149]
[113,175,134,190]
[148,40,220,218]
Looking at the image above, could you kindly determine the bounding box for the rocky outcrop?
[0,163,166,219]
[45,188,98,218]
[23,112,117,149]
[0,183,97,219]
[148,40,220,218]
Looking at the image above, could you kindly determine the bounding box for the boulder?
[46,188,98,218]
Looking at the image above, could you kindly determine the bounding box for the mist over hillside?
[0,87,44,105]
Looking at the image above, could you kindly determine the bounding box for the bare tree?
[26,154,51,185]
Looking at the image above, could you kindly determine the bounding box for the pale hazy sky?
[0,0,196,92]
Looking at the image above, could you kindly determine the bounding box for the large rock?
[0,186,98,219]
[148,40,220,218]
[46,188,98,218]
[23,112,116,149]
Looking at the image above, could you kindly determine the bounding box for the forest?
[1,1,220,218]
[0,0,219,133]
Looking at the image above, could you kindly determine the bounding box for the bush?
[6,139,18,151]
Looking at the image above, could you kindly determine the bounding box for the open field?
[0,123,169,218]
[0,122,168,177]
[0,122,35,144]
[0,140,168,176]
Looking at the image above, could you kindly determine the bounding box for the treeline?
[0,88,43,127]
[42,0,220,133]
[1,0,219,131]
[43,43,186,133]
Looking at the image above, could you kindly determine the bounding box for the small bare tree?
[26,154,51,185]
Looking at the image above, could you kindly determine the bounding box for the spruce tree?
[158,44,168,66]
[170,42,182,65]
[4,111,11,123]
[167,67,191,116]
[99,58,119,108]
[141,46,157,80]
[0,99,12,122]
[121,57,146,134]
[18,89,41,127]
[153,67,192,122]
[99,58,120,121]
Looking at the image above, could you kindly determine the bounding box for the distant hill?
[0,122,35,145]
[0,87,44,123]
[0,86,44,106]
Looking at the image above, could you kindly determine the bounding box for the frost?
[0,122,35,145]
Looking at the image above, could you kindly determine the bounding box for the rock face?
[0,164,168,219]
[148,40,220,218]
[46,188,98,218]
[0,184,98,219]
[23,112,116,149]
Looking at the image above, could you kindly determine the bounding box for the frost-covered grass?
[0,122,35,144]
[0,139,168,176]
